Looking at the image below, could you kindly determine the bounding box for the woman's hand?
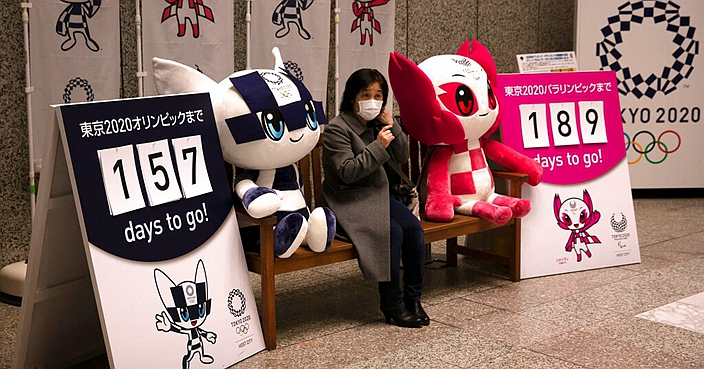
[377,107,393,126]
[376,125,395,148]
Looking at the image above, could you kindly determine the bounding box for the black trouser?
[378,198,425,310]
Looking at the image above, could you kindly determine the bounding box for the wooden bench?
[237,138,527,350]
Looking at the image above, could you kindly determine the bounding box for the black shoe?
[381,307,422,328]
[405,300,430,326]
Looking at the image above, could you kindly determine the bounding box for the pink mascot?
[388,39,542,224]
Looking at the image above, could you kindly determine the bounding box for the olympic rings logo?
[235,323,249,335]
[624,130,681,165]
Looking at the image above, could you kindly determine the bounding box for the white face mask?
[357,99,383,121]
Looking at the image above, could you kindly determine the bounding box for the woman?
[322,69,428,328]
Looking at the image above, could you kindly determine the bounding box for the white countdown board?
[14,93,264,368]
[498,71,641,279]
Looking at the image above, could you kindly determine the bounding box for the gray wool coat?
[322,111,409,282]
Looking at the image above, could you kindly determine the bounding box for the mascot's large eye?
[487,82,497,109]
[179,307,189,322]
[561,213,572,226]
[580,210,587,223]
[438,82,477,117]
[455,85,476,116]
[198,302,206,318]
[260,109,285,141]
[304,100,318,130]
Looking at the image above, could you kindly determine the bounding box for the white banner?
[250,0,331,102]
[29,0,120,170]
[142,0,234,96]
[337,0,394,111]
[576,0,703,188]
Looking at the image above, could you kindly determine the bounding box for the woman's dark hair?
[339,68,389,114]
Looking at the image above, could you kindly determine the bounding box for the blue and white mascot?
[152,48,336,258]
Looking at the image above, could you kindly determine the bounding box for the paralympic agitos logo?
[596,1,699,99]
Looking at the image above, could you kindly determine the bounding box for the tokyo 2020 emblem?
[596,1,699,99]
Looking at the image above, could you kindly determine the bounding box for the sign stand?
[13,116,105,368]
[13,93,265,368]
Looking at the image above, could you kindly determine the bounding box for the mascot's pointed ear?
[583,189,593,210]
[468,39,498,85]
[271,47,286,72]
[152,57,218,95]
[388,52,464,145]
[154,268,176,308]
[553,194,562,220]
[194,259,207,287]
[456,39,471,58]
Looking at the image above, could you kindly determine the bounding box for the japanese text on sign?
[80,109,205,138]
[504,82,613,97]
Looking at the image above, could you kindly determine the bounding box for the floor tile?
[636,295,704,335]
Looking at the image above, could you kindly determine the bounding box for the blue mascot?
[152,48,336,257]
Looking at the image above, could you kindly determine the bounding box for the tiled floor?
[3,196,704,368]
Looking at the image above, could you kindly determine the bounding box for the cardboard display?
[498,71,641,279]
[14,93,264,368]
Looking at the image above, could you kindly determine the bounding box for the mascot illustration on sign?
[388,39,542,224]
[554,190,602,262]
[155,260,216,369]
[152,48,335,258]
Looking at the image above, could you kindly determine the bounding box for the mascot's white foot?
[306,207,336,252]
[274,213,308,258]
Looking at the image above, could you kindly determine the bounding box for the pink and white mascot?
[388,39,542,224]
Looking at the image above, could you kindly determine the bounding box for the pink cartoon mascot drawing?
[351,0,390,46]
[554,189,601,262]
[388,39,542,224]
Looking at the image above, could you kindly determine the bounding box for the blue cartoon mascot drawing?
[152,47,336,258]
[272,0,314,39]
[155,259,216,369]
[56,0,101,52]
[553,189,602,262]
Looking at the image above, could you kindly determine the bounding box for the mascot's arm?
[424,146,462,222]
[235,170,282,219]
[565,232,575,252]
[481,138,542,186]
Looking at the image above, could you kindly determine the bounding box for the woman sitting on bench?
[321,69,428,328]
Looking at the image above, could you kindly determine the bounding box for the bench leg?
[261,269,276,350]
[260,226,277,350]
[445,237,458,267]
[509,220,521,282]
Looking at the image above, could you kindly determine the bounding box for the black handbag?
[385,159,420,220]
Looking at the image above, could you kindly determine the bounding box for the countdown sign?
[55,93,264,367]
[575,0,703,188]
[498,71,641,279]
